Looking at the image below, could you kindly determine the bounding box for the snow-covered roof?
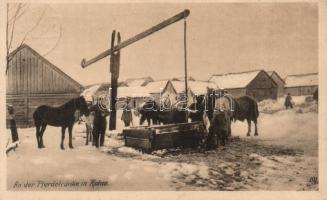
[81,84,101,101]
[117,86,150,98]
[285,73,318,87]
[171,76,196,82]
[125,76,153,87]
[81,85,150,101]
[171,81,218,95]
[209,70,261,89]
[188,81,218,95]
[144,80,169,94]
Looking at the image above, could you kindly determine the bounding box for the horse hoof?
[246,134,250,137]
[60,145,65,150]
[69,145,74,149]
[254,133,258,136]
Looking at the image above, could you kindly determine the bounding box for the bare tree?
[6,3,62,74]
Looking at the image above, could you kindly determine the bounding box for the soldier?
[207,89,231,149]
[90,103,109,148]
[284,93,293,109]
[7,105,19,143]
[121,98,133,127]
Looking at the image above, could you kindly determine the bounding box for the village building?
[144,80,177,106]
[6,44,84,127]
[267,71,285,97]
[209,70,278,101]
[284,73,318,96]
[82,83,149,109]
[124,76,154,87]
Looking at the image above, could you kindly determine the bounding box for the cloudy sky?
[10,3,318,86]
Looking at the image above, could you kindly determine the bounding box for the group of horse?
[32,89,259,150]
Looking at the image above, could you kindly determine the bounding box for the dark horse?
[137,100,188,125]
[193,88,259,137]
[33,96,90,149]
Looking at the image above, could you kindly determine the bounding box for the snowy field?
[6,98,318,191]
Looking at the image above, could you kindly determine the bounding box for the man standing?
[284,93,293,109]
[90,104,109,148]
[121,98,133,127]
[7,105,19,143]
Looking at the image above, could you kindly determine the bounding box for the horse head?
[76,96,90,116]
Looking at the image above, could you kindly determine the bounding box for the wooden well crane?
[81,9,190,130]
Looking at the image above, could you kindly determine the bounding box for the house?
[144,80,177,105]
[82,84,150,109]
[6,44,84,127]
[267,71,285,97]
[209,70,278,101]
[284,73,318,96]
[124,76,154,87]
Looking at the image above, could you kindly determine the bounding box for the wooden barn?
[209,70,278,101]
[284,73,318,96]
[267,71,285,97]
[6,44,84,128]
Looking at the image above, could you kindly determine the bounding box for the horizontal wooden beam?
[81,9,190,68]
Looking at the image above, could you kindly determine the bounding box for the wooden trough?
[123,122,207,153]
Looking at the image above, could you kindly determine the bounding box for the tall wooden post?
[109,31,121,130]
[183,16,188,122]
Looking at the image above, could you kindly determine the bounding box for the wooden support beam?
[81,9,190,68]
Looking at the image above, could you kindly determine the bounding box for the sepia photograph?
[4,2,321,192]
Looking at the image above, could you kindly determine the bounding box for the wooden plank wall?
[7,93,80,128]
[6,46,83,95]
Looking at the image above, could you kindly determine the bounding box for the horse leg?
[68,125,74,149]
[85,124,89,145]
[39,124,47,148]
[147,117,151,126]
[246,119,251,136]
[35,124,41,148]
[254,120,258,136]
[61,127,66,150]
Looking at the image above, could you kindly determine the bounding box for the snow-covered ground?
[6,97,318,191]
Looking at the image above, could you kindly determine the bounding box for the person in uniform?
[207,89,231,149]
[90,104,109,148]
[284,93,293,109]
[7,105,19,143]
[121,98,133,127]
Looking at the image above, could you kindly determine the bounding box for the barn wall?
[6,46,83,95]
[270,73,285,97]
[6,46,84,128]
[246,71,277,101]
[225,88,246,97]
[284,86,318,96]
[6,93,80,128]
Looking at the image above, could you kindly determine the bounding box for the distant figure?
[90,104,109,148]
[313,89,318,103]
[7,105,19,143]
[284,93,293,109]
[121,98,133,127]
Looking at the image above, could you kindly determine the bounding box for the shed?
[6,44,84,127]
[284,73,318,96]
[209,70,278,101]
[267,71,285,97]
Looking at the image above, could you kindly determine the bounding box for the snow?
[284,73,318,87]
[188,81,218,95]
[80,84,101,102]
[6,97,318,191]
[209,70,260,89]
[144,80,169,94]
[117,86,150,98]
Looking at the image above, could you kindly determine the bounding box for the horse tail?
[247,96,259,122]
